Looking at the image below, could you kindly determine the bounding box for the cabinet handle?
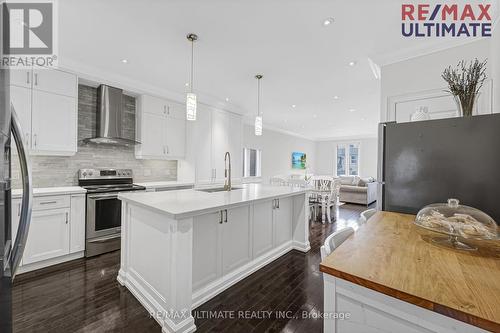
[65,212,69,224]
[277,199,280,209]
[18,203,21,216]
[26,72,30,85]
[166,146,169,154]
[219,210,223,224]
[224,209,228,223]
[34,73,38,86]
[40,200,57,205]
[33,134,37,148]
[272,199,275,209]
[163,146,166,154]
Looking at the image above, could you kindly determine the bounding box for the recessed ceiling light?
[333,95,339,100]
[361,117,366,121]
[301,125,305,129]
[348,61,357,67]
[323,18,334,26]
[121,59,128,64]
[291,104,296,108]
[313,114,317,118]
[225,97,230,102]
[349,108,356,112]
[185,82,189,87]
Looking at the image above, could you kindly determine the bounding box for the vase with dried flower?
[442,59,487,117]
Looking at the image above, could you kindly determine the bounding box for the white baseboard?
[17,251,84,274]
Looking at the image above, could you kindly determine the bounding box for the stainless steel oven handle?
[88,194,119,200]
[9,105,33,279]
[88,234,121,243]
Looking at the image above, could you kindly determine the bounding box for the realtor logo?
[401,3,493,37]
[1,0,58,68]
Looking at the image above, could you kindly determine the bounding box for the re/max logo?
[401,4,493,37]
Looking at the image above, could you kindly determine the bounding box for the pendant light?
[186,33,198,121]
[254,74,263,136]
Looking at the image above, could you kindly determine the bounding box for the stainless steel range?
[78,168,145,257]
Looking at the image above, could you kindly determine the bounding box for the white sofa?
[339,176,377,206]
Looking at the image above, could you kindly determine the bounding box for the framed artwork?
[292,152,306,169]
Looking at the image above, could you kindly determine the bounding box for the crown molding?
[315,133,378,142]
[59,58,248,116]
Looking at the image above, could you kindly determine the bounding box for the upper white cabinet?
[32,67,77,97]
[136,95,186,159]
[10,68,32,89]
[9,67,78,156]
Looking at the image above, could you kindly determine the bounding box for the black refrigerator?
[378,113,500,225]
[0,67,33,332]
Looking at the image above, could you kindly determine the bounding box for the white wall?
[242,125,316,183]
[315,137,378,178]
[380,39,492,122]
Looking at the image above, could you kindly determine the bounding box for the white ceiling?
[58,0,498,140]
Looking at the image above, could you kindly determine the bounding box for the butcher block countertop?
[319,211,500,332]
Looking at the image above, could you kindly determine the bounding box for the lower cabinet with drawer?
[12,193,86,273]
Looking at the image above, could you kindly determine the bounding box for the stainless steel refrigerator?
[377,113,500,224]
[0,68,33,331]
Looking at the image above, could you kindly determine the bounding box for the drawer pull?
[39,201,57,205]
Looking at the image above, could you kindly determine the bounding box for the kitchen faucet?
[224,152,232,191]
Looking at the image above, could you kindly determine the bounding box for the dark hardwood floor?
[13,204,369,333]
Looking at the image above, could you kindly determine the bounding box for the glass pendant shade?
[186,92,197,121]
[255,116,263,136]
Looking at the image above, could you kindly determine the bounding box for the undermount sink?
[196,186,243,193]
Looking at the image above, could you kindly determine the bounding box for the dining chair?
[359,208,377,224]
[320,227,355,260]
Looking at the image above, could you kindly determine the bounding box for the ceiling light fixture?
[225,97,230,102]
[254,74,263,136]
[313,114,317,118]
[333,95,339,100]
[291,104,296,108]
[186,33,198,121]
[323,18,334,26]
[348,61,357,67]
[121,59,128,64]
[349,108,356,112]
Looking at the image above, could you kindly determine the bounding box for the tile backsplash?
[11,85,177,188]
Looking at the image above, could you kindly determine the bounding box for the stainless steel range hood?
[83,85,140,145]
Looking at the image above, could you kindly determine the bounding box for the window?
[336,143,359,176]
[243,148,262,178]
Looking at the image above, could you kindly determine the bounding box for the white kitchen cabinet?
[10,85,32,148]
[31,90,77,154]
[192,211,222,291]
[252,200,274,258]
[189,106,243,185]
[221,206,251,274]
[70,195,86,253]
[8,67,77,156]
[10,68,32,89]
[192,106,213,184]
[32,67,77,97]
[23,208,70,265]
[11,192,86,273]
[211,109,230,183]
[136,95,186,159]
[274,197,293,247]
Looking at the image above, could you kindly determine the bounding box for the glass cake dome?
[414,199,499,250]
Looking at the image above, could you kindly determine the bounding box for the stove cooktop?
[83,183,146,194]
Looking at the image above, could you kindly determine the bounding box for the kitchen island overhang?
[117,184,311,333]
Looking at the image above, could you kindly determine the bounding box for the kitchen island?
[118,184,310,333]
[320,211,500,333]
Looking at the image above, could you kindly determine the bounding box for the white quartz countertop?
[12,186,86,198]
[135,180,194,189]
[118,184,307,219]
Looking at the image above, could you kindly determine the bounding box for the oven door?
[86,193,122,240]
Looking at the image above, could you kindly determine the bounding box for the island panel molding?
[118,184,310,333]
[320,211,500,333]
